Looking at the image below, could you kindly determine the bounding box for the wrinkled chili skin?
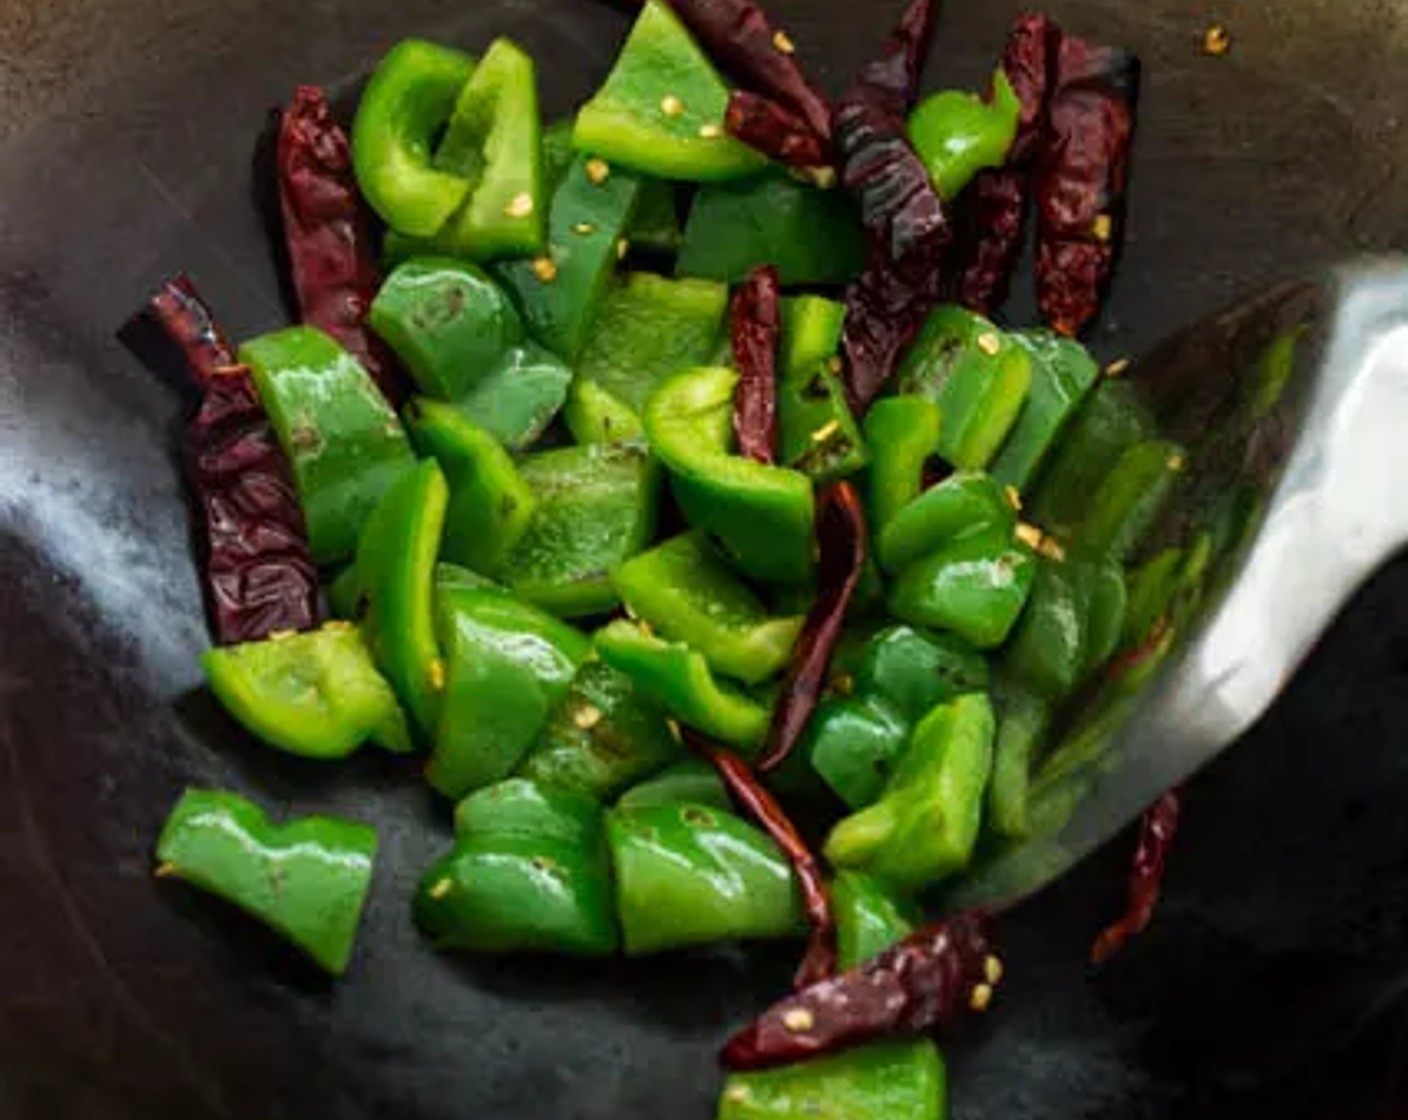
[720,910,996,1071]
[1091,787,1181,964]
[1035,37,1140,337]
[664,0,832,145]
[278,86,405,404]
[726,92,830,170]
[758,481,868,774]
[688,735,836,989]
[731,265,782,465]
[149,276,318,645]
[956,14,1060,313]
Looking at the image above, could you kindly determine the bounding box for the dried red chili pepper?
[956,13,1060,314]
[720,909,1000,1071]
[834,0,950,412]
[731,264,782,465]
[149,275,319,645]
[758,481,867,774]
[664,0,832,146]
[726,92,830,171]
[277,86,405,404]
[686,733,836,989]
[1034,36,1140,337]
[1091,787,1182,964]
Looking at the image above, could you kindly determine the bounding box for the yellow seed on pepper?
[574,704,603,730]
[504,192,535,219]
[429,878,454,900]
[698,123,724,139]
[660,94,685,117]
[585,158,611,185]
[533,257,559,283]
[1105,357,1131,378]
[970,983,995,1012]
[977,331,1003,356]
[572,221,596,236]
[1092,214,1114,243]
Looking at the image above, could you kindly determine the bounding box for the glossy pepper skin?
[517,660,684,802]
[574,0,768,182]
[614,758,730,813]
[612,533,804,686]
[1003,557,1127,700]
[203,623,412,760]
[989,330,1100,492]
[450,343,572,452]
[774,297,870,484]
[1075,439,1186,562]
[832,870,919,970]
[239,326,416,568]
[876,471,1014,576]
[415,779,618,955]
[862,396,943,535]
[908,72,1021,201]
[352,39,477,237]
[800,697,911,811]
[825,693,997,891]
[987,675,1052,840]
[607,801,805,954]
[155,789,377,976]
[843,624,992,723]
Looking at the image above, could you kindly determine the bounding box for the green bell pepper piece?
[155,789,376,976]
[496,442,660,617]
[496,156,644,361]
[801,696,911,811]
[541,119,578,196]
[567,271,729,442]
[574,0,767,182]
[888,527,1037,650]
[644,365,815,585]
[780,296,846,375]
[202,622,411,760]
[863,396,945,535]
[516,660,684,802]
[448,342,572,451]
[416,779,617,955]
[1122,547,1185,649]
[1076,439,1187,562]
[825,693,996,891]
[908,72,1021,200]
[426,586,590,800]
[354,459,449,734]
[352,39,477,237]
[1084,560,1129,677]
[431,38,545,260]
[614,758,730,812]
[403,398,537,575]
[717,1041,946,1120]
[1002,559,1095,702]
[990,331,1100,492]
[625,178,686,256]
[897,306,1033,470]
[876,471,1014,575]
[612,533,804,686]
[608,801,804,954]
[436,561,506,594]
[677,173,867,285]
[596,620,773,752]
[369,257,524,401]
[778,359,870,483]
[240,326,416,567]
[832,869,919,970]
[987,676,1053,840]
[563,380,645,446]
[845,624,992,723]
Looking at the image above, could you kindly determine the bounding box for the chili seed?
[724,1086,752,1105]
[154,862,178,878]
[533,257,559,283]
[812,420,841,444]
[1004,485,1023,512]
[429,659,447,691]
[970,983,995,1012]
[428,878,454,900]
[1039,536,1067,563]
[1105,357,1131,378]
[616,237,630,261]
[1015,522,1044,551]
[585,158,611,185]
[782,1008,816,1033]
[984,955,1005,986]
[1168,453,1187,473]
[1092,214,1114,243]
[269,629,297,642]
[572,221,597,236]
[976,331,1003,356]
[323,619,355,633]
[698,123,724,139]
[574,704,603,730]
[661,94,685,117]
[504,192,535,219]
[1203,24,1232,56]
[827,356,844,375]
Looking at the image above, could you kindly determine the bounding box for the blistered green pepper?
[863,396,944,535]
[1075,439,1187,562]
[426,585,590,800]
[612,533,804,685]
[888,527,1037,650]
[990,331,1100,492]
[567,271,729,443]
[202,622,411,760]
[516,660,684,802]
[897,306,1033,471]
[431,38,546,260]
[987,676,1052,840]
[800,696,911,810]
[574,0,767,182]
[495,442,660,617]
[644,365,815,585]
[842,624,992,723]
[876,471,1014,575]
[908,72,1021,200]
[615,758,730,812]
[448,343,572,451]
[355,459,449,733]
[678,174,867,285]
[403,398,537,575]
[240,326,416,567]
[369,258,524,401]
[608,801,804,954]
[717,1041,946,1120]
[825,693,996,891]
[416,779,617,955]
[155,789,377,976]
[352,40,477,237]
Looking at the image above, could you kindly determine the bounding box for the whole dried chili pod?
[686,733,836,989]
[956,13,1061,314]
[726,91,831,172]
[277,86,406,404]
[731,264,782,465]
[149,276,319,645]
[758,481,867,773]
[1091,787,1182,964]
[720,909,1000,1071]
[1034,36,1140,337]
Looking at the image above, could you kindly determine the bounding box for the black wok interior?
[3,0,1408,1116]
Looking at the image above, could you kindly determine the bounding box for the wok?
[3,1,1408,1117]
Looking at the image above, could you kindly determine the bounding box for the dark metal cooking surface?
[2,1,1408,1117]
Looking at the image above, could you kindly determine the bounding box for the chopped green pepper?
[800,696,911,810]
[832,869,919,970]
[608,801,804,954]
[990,331,1100,493]
[876,471,1014,575]
[908,72,1021,200]
[863,396,944,535]
[780,296,846,376]
[563,379,645,446]
[778,359,870,483]
[717,1041,946,1120]
[1122,547,1185,649]
[352,39,477,237]
[1075,439,1187,562]
[1083,560,1129,677]
[987,676,1052,840]
[614,758,730,813]
[612,533,804,685]
[574,0,767,182]
[845,624,992,723]
[1002,559,1095,701]
[155,789,376,976]
[240,326,416,567]
[448,342,572,451]
[626,178,687,257]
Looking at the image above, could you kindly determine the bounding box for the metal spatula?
[948,257,1408,912]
